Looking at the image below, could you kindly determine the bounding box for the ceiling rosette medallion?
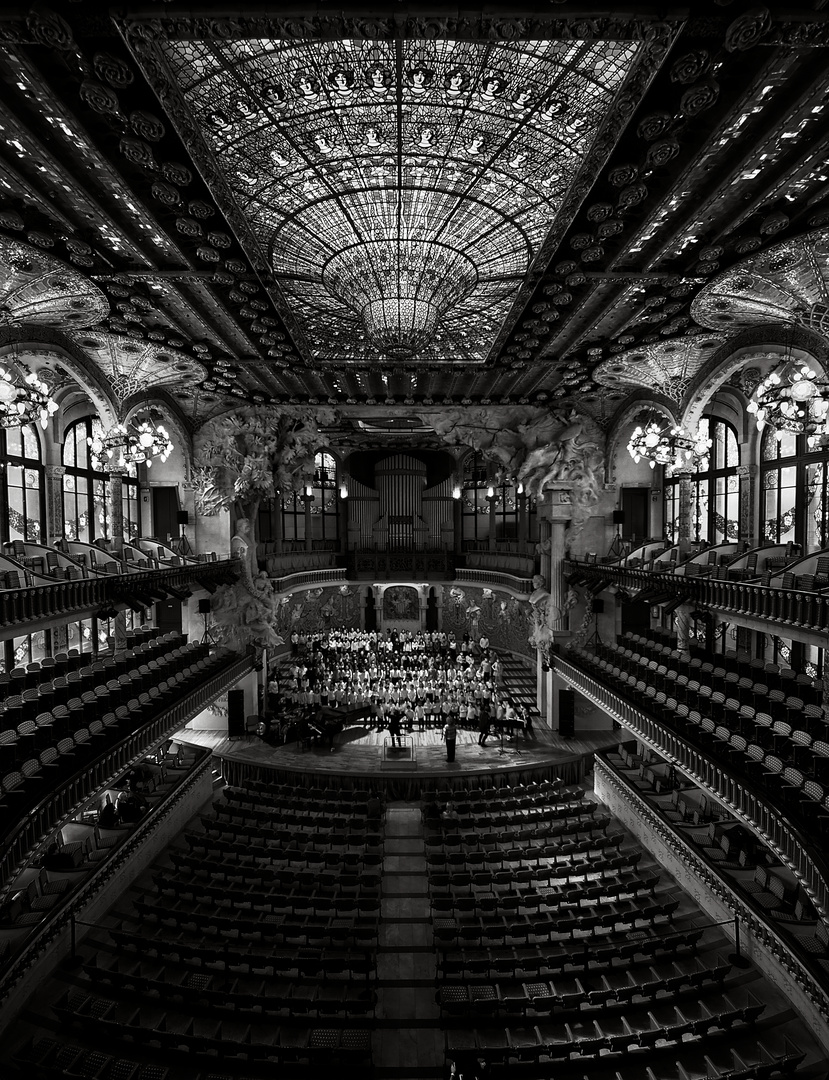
[0,235,109,330]
[691,227,829,336]
[592,332,731,402]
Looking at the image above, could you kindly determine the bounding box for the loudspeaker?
[592,598,604,614]
[558,688,575,738]
[176,510,189,525]
[227,688,245,739]
[612,510,626,525]
[198,598,212,614]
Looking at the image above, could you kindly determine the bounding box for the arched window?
[461,451,490,543]
[762,428,829,552]
[309,451,339,544]
[62,417,141,543]
[273,451,339,548]
[0,424,45,544]
[665,416,740,544]
[63,417,111,542]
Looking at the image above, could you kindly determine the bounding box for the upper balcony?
[568,540,829,636]
[0,538,237,639]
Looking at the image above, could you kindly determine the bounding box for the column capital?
[44,464,66,479]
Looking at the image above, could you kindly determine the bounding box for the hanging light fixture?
[88,415,173,471]
[627,414,711,474]
[747,359,829,448]
[0,362,58,429]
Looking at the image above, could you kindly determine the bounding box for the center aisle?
[376,803,443,1076]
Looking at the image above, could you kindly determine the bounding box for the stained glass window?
[762,428,829,551]
[664,417,740,544]
[160,36,643,362]
[0,424,44,545]
[63,417,111,543]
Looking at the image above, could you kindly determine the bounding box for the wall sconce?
[486,485,495,498]
[452,485,461,500]
[339,483,348,499]
[304,483,313,497]
[516,481,524,495]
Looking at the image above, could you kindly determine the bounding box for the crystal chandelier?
[747,360,829,448]
[322,237,478,359]
[0,362,58,429]
[628,415,711,474]
[89,416,173,471]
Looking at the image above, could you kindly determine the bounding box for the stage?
[174,721,619,798]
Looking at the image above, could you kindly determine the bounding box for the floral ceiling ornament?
[691,227,829,334]
[592,332,730,402]
[69,331,207,403]
[0,235,109,329]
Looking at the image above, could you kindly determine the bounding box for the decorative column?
[517,490,528,549]
[677,474,694,556]
[675,602,694,661]
[273,495,284,554]
[303,489,313,552]
[537,483,573,725]
[44,464,65,545]
[737,463,756,546]
[108,473,124,555]
[487,488,497,552]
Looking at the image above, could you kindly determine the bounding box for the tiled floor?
[375,805,444,1076]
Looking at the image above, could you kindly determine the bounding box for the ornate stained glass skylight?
[158,36,645,362]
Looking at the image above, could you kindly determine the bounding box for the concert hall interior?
[3,2,829,1077]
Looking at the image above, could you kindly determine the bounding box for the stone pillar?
[737,463,756,546]
[544,485,573,634]
[675,602,694,661]
[677,474,694,555]
[108,473,124,555]
[487,491,497,551]
[273,497,284,554]
[517,491,528,549]
[44,464,65,545]
[453,496,462,557]
[303,491,313,552]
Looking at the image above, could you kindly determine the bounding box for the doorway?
[620,488,650,546]
[152,486,180,546]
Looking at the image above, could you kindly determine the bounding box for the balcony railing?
[554,651,829,918]
[272,568,347,591]
[568,559,829,630]
[0,650,254,888]
[0,558,238,636]
[0,747,214,1015]
[594,755,829,1029]
[456,568,534,594]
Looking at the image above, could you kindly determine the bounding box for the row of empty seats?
[569,637,829,837]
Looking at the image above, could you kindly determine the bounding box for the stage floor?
[175,721,619,787]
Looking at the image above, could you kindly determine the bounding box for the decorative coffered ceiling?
[0,4,829,426]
